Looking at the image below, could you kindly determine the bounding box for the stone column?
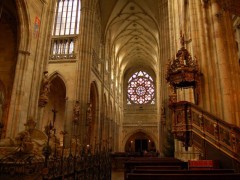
[211,0,235,123]
[200,1,222,115]
[6,50,31,137]
[28,0,56,121]
[189,0,206,106]
[223,6,240,125]
[76,0,96,142]
[188,0,222,116]
[159,0,172,155]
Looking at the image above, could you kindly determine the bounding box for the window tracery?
[127,71,155,104]
[50,0,81,60]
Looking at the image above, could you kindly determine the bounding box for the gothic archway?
[88,81,99,147]
[42,75,66,145]
[101,94,107,148]
[125,131,156,154]
[108,101,113,150]
[0,0,19,138]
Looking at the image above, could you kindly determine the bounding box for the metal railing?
[0,145,111,180]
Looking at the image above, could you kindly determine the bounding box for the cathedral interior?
[0,0,240,179]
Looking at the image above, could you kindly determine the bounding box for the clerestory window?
[127,71,155,105]
[50,0,81,60]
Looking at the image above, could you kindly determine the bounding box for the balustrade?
[50,36,77,60]
[169,101,240,162]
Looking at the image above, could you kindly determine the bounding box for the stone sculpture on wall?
[73,101,80,123]
[86,103,92,139]
[39,71,51,107]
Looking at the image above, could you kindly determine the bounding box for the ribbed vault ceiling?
[99,0,240,80]
[101,0,160,75]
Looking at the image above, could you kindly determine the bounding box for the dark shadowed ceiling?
[218,0,240,16]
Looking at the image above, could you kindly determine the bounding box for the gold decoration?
[166,31,201,104]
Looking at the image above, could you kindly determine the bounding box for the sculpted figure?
[73,101,80,122]
[39,71,51,107]
[15,130,34,153]
[87,103,92,125]
[41,71,51,96]
[86,103,93,141]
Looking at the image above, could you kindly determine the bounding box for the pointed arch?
[16,0,31,52]
[49,71,68,95]
[41,74,67,144]
[122,129,158,152]
[88,81,99,146]
[124,130,157,153]
[1,0,26,138]
[108,99,113,148]
[101,93,108,147]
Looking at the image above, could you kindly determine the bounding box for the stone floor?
[111,170,124,180]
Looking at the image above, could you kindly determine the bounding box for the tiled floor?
[112,170,124,180]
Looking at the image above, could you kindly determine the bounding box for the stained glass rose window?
[127,71,155,104]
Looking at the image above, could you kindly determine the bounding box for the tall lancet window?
[127,71,155,105]
[50,0,81,60]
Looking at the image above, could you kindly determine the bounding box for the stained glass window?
[50,0,81,60]
[52,0,81,36]
[127,71,155,104]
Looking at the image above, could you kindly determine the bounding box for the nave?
[0,0,240,179]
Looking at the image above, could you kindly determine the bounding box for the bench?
[126,173,240,180]
[124,157,187,179]
[134,165,182,170]
[131,169,235,174]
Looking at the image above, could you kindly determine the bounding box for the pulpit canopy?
[166,32,201,104]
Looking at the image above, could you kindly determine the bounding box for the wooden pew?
[134,165,182,170]
[124,157,187,179]
[124,157,240,180]
[126,173,240,180]
[131,169,235,174]
[125,157,187,167]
